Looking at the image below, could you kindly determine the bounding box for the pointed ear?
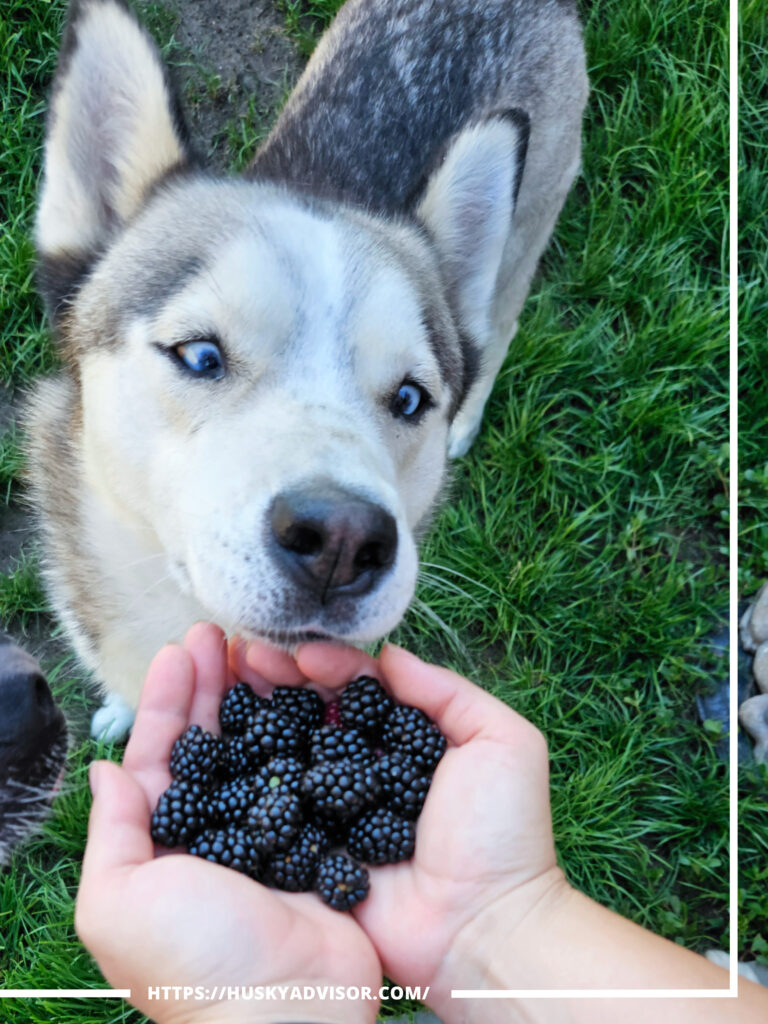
[36,0,190,321]
[416,111,528,342]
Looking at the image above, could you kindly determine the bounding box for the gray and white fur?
[27,0,588,738]
[0,633,67,865]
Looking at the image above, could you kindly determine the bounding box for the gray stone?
[752,640,768,694]
[738,694,768,764]
[706,950,768,987]
[740,583,768,653]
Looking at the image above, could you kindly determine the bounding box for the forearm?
[429,871,767,1024]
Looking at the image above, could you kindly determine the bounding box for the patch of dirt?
[164,0,304,170]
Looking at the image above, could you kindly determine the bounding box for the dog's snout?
[0,656,59,751]
[269,482,398,600]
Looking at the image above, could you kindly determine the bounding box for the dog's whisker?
[115,551,168,574]
[415,571,486,608]
[133,571,178,602]
[418,561,500,598]
[406,596,472,662]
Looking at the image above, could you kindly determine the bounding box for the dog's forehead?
[188,201,427,337]
[130,179,451,370]
[71,176,465,402]
[126,177,432,311]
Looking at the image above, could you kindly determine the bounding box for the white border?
[0,991,131,999]
[729,0,739,998]
[453,0,739,1002]
[0,0,740,1008]
[452,990,734,1000]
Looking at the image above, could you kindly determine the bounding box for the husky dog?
[0,633,67,865]
[28,0,587,738]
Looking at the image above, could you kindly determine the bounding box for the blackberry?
[382,706,446,773]
[222,734,260,777]
[150,778,211,847]
[208,775,256,826]
[314,853,370,911]
[313,814,351,847]
[272,686,325,732]
[169,725,224,785]
[219,682,265,736]
[254,756,306,798]
[188,825,261,878]
[339,676,393,738]
[243,705,307,764]
[247,785,302,854]
[347,808,416,864]
[266,822,330,892]
[309,725,373,765]
[376,751,431,819]
[301,759,380,822]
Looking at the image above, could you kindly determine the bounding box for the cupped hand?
[76,623,382,1024]
[288,641,568,1003]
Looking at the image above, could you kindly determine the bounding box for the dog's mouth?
[240,626,342,651]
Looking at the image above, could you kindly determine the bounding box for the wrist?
[428,872,732,1024]
[427,865,573,1022]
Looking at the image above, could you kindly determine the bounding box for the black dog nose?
[269,482,398,601]
[0,645,59,750]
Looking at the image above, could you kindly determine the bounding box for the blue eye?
[173,339,225,379]
[391,380,429,420]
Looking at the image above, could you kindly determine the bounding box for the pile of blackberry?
[151,676,446,911]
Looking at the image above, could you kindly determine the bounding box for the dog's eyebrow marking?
[125,253,206,322]
[421,307,462,396]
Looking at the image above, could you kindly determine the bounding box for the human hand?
[234,638,768,1024]
[237,639,568,1010]
[76,623,382,1024]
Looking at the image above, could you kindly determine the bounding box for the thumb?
[75,759,155,966]
[81,760,155,881]
[379,644,536,747]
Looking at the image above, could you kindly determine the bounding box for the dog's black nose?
[0,649,59,751]
[269,482,398,600]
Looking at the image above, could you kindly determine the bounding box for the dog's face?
[34,0,522,652]
[0,636,67,865]
[68,182,462,644]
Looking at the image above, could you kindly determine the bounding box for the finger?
[295,642,382,690]
[81,760,154,879]
[184,622,231,732]
[379,644,535,747]
[230,635,306,695]
[122,643,194,803]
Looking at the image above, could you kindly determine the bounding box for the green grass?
[279,0,342,56]
[737,0,768,965]
[0,0,735,1018]
[0,0,63,384]
[738,0,768,596]
[0,551,48,630]
[0,425,25,503]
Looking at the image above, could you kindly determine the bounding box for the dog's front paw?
[91,692,135,742]
[448,411,483,459]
